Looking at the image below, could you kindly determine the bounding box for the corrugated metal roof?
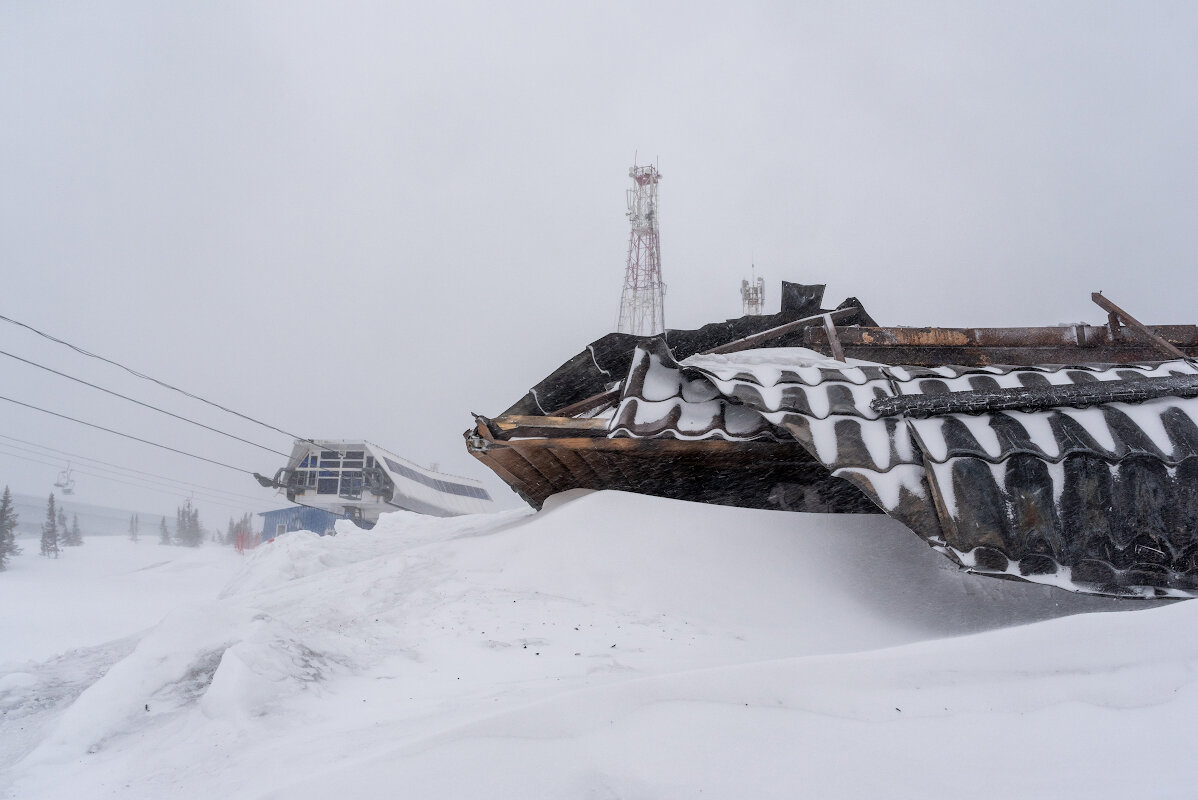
[609,340,789,441]
[606,340,1198,597]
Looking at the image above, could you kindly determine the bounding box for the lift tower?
[617,164,665,335]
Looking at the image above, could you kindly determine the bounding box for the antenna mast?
[741,264,765,316]
[617,163,665,335]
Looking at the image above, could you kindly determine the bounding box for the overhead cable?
[0,448,270,514]
[0,395,254,474]
[0,312,316,446]
[0,434,272,505]
[0,349,288,457]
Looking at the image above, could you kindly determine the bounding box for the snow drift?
[2,490,1193,799]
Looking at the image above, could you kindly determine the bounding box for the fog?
[2,1,1196,521]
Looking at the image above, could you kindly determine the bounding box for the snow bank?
[1,491,1189,799]
[0,537,241,664]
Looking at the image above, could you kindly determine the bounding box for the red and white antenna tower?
[617,163,665,335]
[741,264,765,316]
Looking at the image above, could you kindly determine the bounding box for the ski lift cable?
[0,349,289,457]
[3,455,270,514]
[0,394,255,474]
[0,434,271,504]
[0,435,273,505]
[0,448,273,514]
[0,312,320,448]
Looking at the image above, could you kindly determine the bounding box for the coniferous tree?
[129,513,140,543]
[159,515,170,546]
[41,493,60,558]
[0,486,19,570]
[175,499,203,547]
[64,513,83,547]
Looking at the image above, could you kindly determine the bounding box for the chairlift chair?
[55,463,75,495]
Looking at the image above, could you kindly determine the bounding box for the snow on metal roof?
[607,340,1198,597]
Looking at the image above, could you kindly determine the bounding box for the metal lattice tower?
[617,164,665,335]
[741,266,764,316]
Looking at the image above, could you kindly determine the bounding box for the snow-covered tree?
[41,493,60,558]
[159,515,170,546]
[129,513,140,543]
[175,499,203,547]
[0,486,19,570]
[56,506,67,547]
[63,513,84,547]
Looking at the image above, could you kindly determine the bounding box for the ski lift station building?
[259,505,350,541]
[273,439,494,523]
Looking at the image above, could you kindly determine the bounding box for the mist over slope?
[1,490,1190,799]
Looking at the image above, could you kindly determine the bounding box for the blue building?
[259,506,371,542]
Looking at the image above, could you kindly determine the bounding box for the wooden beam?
[702,307,857,356]
[822,324,1198,348]
[547,446,603,486]
[487,447,555,501]
[576,449,628,488]
[491,415,610,433]
[467,447,525,494]
[549,387,620,418]
[1091,293,1187,360]
[822,313,846,362]
[505,439,574,491]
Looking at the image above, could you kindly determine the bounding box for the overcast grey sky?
[2,1,1197,522]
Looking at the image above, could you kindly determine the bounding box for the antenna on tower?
[741,262,765,316]
[617,163,665,335]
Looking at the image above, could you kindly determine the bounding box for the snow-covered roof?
[607,339,1198,597]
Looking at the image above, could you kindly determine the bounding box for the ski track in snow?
[0,490,1194,799]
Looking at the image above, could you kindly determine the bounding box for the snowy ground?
[2,490,1195,798]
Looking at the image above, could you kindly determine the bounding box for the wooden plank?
[1091,292,1188,360]
[821,324,1198,349]
[828,344,1196,368]
[823,313,846,362]
[467,448,527,497]
[549,387,620,418]
[487,447,555,502]
[702,307,857,355]
[505,439,574,491]
[493,415,610,432]
[576,448,627,488]
[545,446,603,487]
[593,448,640,486]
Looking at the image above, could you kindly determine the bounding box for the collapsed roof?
[466,284,1198,598]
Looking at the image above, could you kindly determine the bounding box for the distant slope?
[10,491,175,538]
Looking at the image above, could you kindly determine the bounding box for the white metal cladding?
[366,443,493,516]
[283,439,493,518]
